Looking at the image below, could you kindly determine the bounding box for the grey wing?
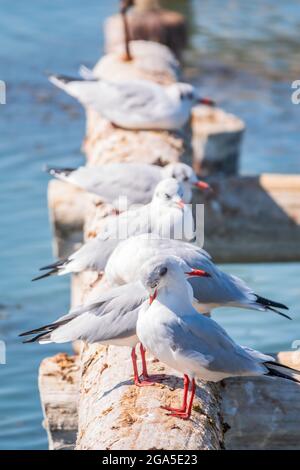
[170,314,263,376]
[97,80,168,123]
[187,258,255,307]
[100,204,153,240]
[69,164,161,205]
[51,282,148,343]
[173,241,212,262]
[69,204,154,274]
[68,236,118,273]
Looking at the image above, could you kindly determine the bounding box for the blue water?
[0,0,299,450]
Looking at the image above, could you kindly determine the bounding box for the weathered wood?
[192,106,245,176]
[221,353,300,450]
[39,351,300,450]
[76,344,223,450]
[70,43,224,450]
[48,174,300,261]
[104,1,187,59]
[48,180,86,258]
[83,41,188,167]
[197,174,300,262]
[39,353,80,450]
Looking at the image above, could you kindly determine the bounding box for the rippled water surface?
[0,0,299,449]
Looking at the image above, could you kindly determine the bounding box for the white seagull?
[105,235,291,319]
[137,256,299,419]
[49,74,214,130]
[46,162,210,205]
[21,257,209,386]
[32,179,195,281]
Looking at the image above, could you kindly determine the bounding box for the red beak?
[185,269,211,278]
[177,199,185,209]
[198,97,215,106]
[149,289,158,305]
[193,181,211,191]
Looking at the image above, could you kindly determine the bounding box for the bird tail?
[31,268,59,282]
[255,295,291,320]
[32,258,69,281]
[39,257,69,271]
[19,319,70,344]
[45,165,75,181]
[49,74,83,91]
[79,65,96,80]
[32,256,71,281]
[265,361,300,383]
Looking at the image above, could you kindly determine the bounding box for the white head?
[151,178,185,209]
[140,255,210,303]
[162,163,211,203]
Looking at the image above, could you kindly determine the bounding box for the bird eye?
[159,267,168,277]
[164,193,171,199]
[183,176,189,182]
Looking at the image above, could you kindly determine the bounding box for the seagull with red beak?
[46,161,211,206]
[49,74,215,131]
[137,256,299,419]
[20,255,210,388]
[105,235,291,320]
[32,179,195,281]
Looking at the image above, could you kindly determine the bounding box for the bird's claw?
[134,379,155,387]
[166,412,190,420]
[161,405,185,413]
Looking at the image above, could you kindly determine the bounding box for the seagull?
[137,256,299,419]
[46,162,210,205]
[20,281,150,386]
[105,235,291,319]
[32,179,195,281]
[49,74,214,130]
[21,257,209,386]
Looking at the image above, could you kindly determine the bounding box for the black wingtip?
[21,331,50,344]
[266,363,300,383]
[256,294,289,311]
[39,258,68,271]
[31,269,56,282]
[43,166,75,177]
[49,74,84,84]
[267,306,292,321]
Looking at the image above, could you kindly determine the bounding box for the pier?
[39,2,300,451]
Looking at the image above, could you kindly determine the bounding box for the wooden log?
[48,180,86,258]
[104,1,187,59]
[83,40,188,167]
[48,180,103,258]
[221,353,300,450]
[70,44,224,450]
[39,353,80,450]
[39,351,300,450]
[191,106,245,176]
[196,174,300,262]
[48,173,300,262]
[76,345,223,450]
[47,40,244,258]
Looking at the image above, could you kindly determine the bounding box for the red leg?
[140,344,149,378]
[140,344,166,383]
[168,378,196,420]
[131,347,140,385]
[131,346,155,387]
[162,375,189,413]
